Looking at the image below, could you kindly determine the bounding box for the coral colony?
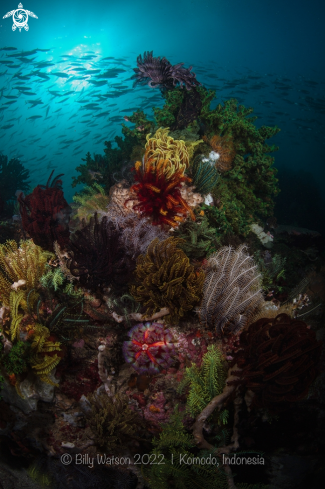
[0,51,324,489]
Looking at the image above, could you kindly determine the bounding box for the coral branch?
[111,307,170,324]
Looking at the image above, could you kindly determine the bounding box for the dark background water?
[1,0,324,231]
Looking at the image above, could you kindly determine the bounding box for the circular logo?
[13,8,28,28]
[60,453,73,465]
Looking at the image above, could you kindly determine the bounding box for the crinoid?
[18,171,71,252]
[228,314,322,412]
[62,213,133,291]
[132,51,200,92]
[197,245,264,335]
[203,134,236,172]
[129,158,194,227]
[144,128,190,178]
[130,237,204,324]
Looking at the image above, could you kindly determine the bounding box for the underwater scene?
[0,0,324,488]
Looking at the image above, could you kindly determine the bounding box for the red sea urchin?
[123,322,176,374]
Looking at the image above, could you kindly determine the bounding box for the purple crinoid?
[123,322,176,374]
[132,51,200,91]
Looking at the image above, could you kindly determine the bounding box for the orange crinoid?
[129,158,195,227]
[203,134,236,172]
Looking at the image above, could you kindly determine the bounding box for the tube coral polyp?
[123,322,176,374]
[128,158,194,227]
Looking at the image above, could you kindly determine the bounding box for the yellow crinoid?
[144,128,189,179]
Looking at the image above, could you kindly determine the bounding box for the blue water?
[1,0,324,228]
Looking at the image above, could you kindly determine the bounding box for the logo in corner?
[3,3,38,32]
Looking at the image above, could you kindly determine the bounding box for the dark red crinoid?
[129,159,194,228]
[229,314,322,412]
[18,171,71,252]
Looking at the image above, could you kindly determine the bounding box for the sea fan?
[197,244,264,335]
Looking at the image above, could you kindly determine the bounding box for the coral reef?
[123,322,176,374]
[18,172,71,252]
[197,244,264,335]
[132,51,200,92]
[131,237,205,324]
[1,50,324,489]
[228,314,322,412]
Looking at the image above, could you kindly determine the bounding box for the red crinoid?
[128,158,195,227]
[228,314,322,412]
[18,171,71,252]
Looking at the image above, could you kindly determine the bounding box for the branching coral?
[228,314,322,412]
[85,392,144,453]
[62,213,133,291]
[144,128,190,178]
[18,171,71,252]
[200,97,280,235]
[129,158,194,227]
[132,51,200,92]
[130,237,204,324]
[71,133,138,192]
[123,322,176,374]
[197,244,264,335]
